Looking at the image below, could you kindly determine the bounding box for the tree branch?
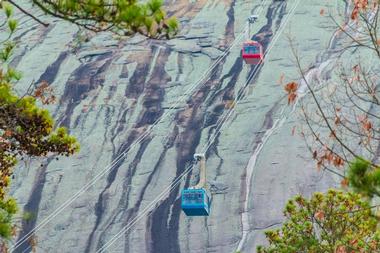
[7,0,49,27]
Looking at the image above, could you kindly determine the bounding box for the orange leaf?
[351,7,359,20]
[316,160,323,171]
[284,82,298,93]
[350,239,358,247]
[341,178,349,188]
[336,245,347,253]
[314,210,325,220]
[287,93,297,104]
[4,130,12,137]
[334,156,344,167]
[334,116,341,125]
[363,121,373,131]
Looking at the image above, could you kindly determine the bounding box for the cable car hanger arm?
[192,154,206,189]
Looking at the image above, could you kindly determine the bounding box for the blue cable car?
[181,188,210,216]
[181,154,210,216]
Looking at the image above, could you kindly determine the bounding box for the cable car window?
[183,192,204,204]
[244,45,259,54]
[249,46,258,54]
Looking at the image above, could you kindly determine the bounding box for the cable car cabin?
[242,41,263,65]
[181,188,210,216]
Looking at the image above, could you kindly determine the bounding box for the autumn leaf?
[370,240,378,250]
[341,178,349,188]
[314,210,325,220]
[333,156,344,167]
[284,82,298,93]
[278,73,285,85]
[334,116,341,125]
[363,121,373,131]
[336,245,347,253]
[326,152,334,163]
[287,93,297,104]
[284,82,298,104]
[4,130,12,137]
[317,160,323,171]
[33,81,56,105]
[350,239,358,247]
[351,7,359,20]
[356,0,368,9]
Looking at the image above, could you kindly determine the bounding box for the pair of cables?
[11,2,264,251]
[96,0,301,252]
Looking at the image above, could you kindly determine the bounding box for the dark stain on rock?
[84,48,171,252]
[150,111,203,253]
[36,51,69,85]
[58,52,113,128]
[148,47,225,253]
[125,59,150,98]
[225,0,236,41]
[15,158,53,253]
[147,3,288,252]
[85,134,152,253]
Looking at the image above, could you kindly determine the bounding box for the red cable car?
[242,40,263,65]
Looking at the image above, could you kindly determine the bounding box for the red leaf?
[284,82,298,93]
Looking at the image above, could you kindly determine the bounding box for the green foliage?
[0,198,17,239]
[3,2,13,17]
[0,2,79,243]
[257,189,380,253]
[348,157,380,197]
[0,0,179,245]
[31,0,179,38]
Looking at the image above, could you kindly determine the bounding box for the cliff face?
[10,0,343,252]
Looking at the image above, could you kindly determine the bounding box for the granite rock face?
[10,1,345,252]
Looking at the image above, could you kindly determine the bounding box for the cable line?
[11,7,256,253]
[96,1,300,251]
